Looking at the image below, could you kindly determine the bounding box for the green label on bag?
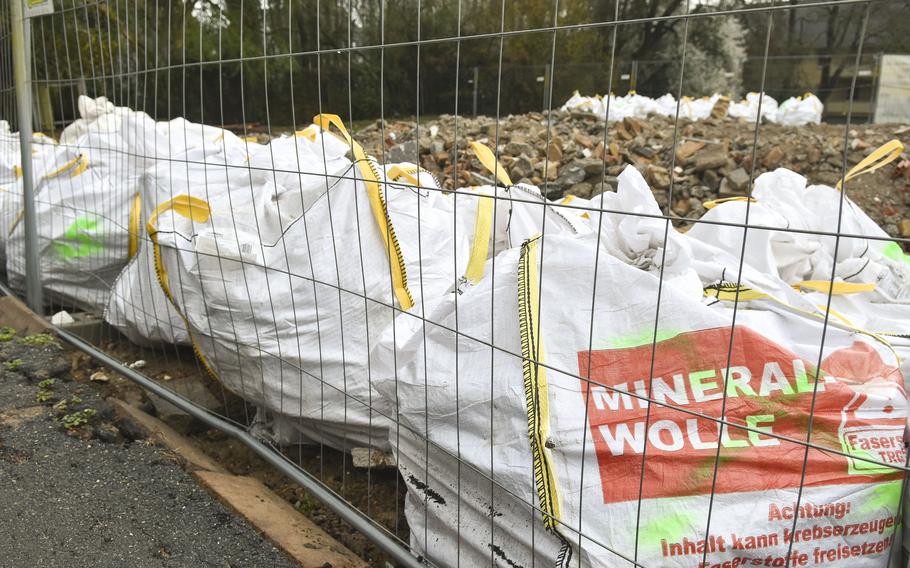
[53,216,103,259]
[882,242,910,266]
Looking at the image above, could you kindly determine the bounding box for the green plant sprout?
[61,408,97,430]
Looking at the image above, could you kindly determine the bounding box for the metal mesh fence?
[2,1,910,566]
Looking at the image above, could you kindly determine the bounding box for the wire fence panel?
[2,1,910,567]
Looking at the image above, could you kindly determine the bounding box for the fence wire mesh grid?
[2,0,910,566]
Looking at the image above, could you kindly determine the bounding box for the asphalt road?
[0,332,299,568]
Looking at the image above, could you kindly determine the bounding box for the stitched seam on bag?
[518,235,561,531]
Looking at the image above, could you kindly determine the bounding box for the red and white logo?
[578,327,906,505]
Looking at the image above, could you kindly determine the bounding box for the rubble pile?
[356,112,910,239]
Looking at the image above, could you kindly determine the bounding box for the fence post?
[541,63,551,112]
[472,66,479,116]
[868,52,882,124]
[10,0,43,313]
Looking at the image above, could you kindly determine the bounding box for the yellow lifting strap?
[704,281,899,364]
[708,280,876,301]
[7,155,90,237]
[464,193,494,284]
[127,192,141,260]
[313,113,415,311]
[836,139,904,190]
[44,154,88,179]
[386,164,429,187]
[294,125,318,141]
[146,195,212,302]
[792,280,876,295]
[703,282,772,302]
[517,235,562,531]
[702,196,756,210]
[145,195,219,380]
[469,140,513,187]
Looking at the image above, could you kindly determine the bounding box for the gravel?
[0,332,299,568]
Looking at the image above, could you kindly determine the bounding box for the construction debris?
[356,111,910,237]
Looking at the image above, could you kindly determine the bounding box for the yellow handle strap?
[558,193,591,219]
[128,192,141,260]
[703,196,756,210]
[146,195,212,301]
[705,281,899,364]
[469,141,512,187]
[44,154,87,179]
[836,139,904,190]
[517,235,562,531]
[294,125,317,141]
[464,195,493,284]
[6,155,90,237]
[387,165,428,187]
[820,305,855,327]
[707,281,877,301]
[792,280,876,295]
[145,195,219,380]
[703,283,771,302]
[241,135,259,143]
[314,113,415,311]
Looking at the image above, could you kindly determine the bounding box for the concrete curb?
[195,471,369,568]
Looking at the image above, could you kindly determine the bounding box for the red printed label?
[578,327,906,505]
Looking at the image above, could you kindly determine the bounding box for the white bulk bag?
[728,92,779,123]
[561,91,604,115]
[375,224,907,567]
[623,91,660,117]
[246,125,351,192]
[467,141,594,252]
[105,123,348,345]
[6,154,135,311]
[150,114,477,450]
[653,93,679,117]
[103,143,249,345]
[1,142,82,266]
[678,94,722,121]
[558,166,703,299]
[603,93,638,121]
[775,93,824,126]
[58,95,119,144]
[688,140,909,336]
[62,95,249,190]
